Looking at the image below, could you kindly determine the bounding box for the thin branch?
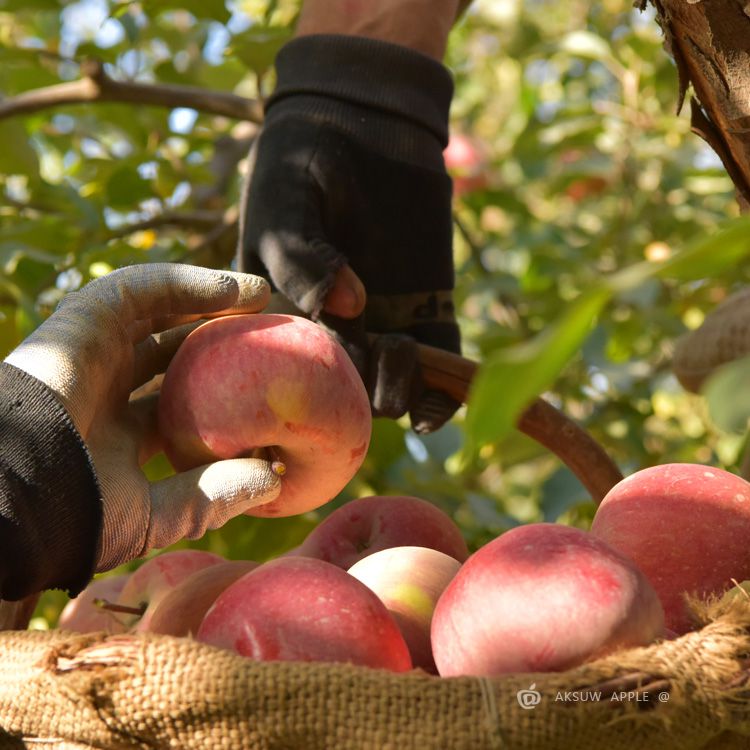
[105,209,225,240]
[187,207,240,267]
[0,59,264,123]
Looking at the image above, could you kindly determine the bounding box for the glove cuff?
[268,34,454,147]
[0,363,101,600]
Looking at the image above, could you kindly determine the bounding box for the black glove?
[238,34,461,433]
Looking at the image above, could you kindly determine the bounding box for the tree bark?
[647,0,750,211]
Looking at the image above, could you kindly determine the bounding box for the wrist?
[0,363,101,599]
[268,35,454,150]
[295,0,462,60]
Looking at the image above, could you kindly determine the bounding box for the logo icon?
[517,684,542,710]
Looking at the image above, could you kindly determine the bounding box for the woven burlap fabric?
[1,598,750,750]
[672,287,750,392]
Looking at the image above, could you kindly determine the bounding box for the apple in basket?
[431,523,664,676]
[58,573,131,634]
[112,549,226,632]
[158,313,372,518]
[591,463,750,634]
[348,545,461,673]
[196,556,413,672]
[145,559,260,637]
[289,495,469,569]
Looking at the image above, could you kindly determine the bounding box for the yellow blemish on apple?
[266,378,308,423]
[391,583,435,620]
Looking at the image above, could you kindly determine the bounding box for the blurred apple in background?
[348,546,461,673]
[196,556,412,672]
[291,495,468,570]
[443,132,489,197]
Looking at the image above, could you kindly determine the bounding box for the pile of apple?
[57,314,750,677]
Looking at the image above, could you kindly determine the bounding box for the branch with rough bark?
[0,58,264,124]
[647,0,750,211]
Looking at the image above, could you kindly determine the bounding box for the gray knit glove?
[4,264,283,571]
[672,288,750,392]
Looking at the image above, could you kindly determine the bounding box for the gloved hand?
[4,264,282,573]
[238,34,461,433]
[672,287,750,392]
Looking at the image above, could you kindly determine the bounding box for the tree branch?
[0,59,264,123]
[105,210,225,240]
[187,207,240,267]
[650,0,750,211]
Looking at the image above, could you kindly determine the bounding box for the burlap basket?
[1,595,750,749]
[2,344,750,749]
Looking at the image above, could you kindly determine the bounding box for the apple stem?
[93,598,147,617]
[247,447,286,475]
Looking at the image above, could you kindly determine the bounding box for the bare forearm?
[295,0,467,60]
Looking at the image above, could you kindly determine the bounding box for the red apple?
[196,556,412,672]
[431,523,664,676]
[57,574,130,633]
[443,132,489,197]
[115,549,225,632]
[291,495,468,570]
[146,559,259,637]
[347,546,461,673]
[158,314,372,518]
[590,463,750,634]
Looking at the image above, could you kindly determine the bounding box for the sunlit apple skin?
[292,495,468,570]
[347,546,461,673]
[591,463,750,634]
[431,523,664,677]
[196,557,412,672]
[57,574,130,634]
[158,314,372,518]
[115,549,225,632]
[146,559,259,637]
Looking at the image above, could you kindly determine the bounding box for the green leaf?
[703,356,750,434]
[464,286,610,454]
[228,26,292,73]
[146,0,231,23]
[650,214,750,282]
[0,120,39,176]
[106,165,152,208]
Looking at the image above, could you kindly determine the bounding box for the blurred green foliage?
[1,0,745,627]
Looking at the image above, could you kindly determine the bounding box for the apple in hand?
[431,523,664,676]
[158,314,372,518]
[58,574,130,633]
[348,546,461,673]
[114,549,225,632]
[292,495,468,569]
[145,559,259,637]
[196,556,412,672]
[591,463,750,634]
